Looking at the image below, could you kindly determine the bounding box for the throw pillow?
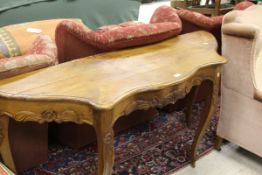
[0,28,21,58]
[2,19,80,56]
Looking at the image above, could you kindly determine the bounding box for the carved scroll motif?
[0,110,86,124]
[120,74,215,117]
[104,130,114,145]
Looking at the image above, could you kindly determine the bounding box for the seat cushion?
[0,28,21,58]
[84,5,181,50]
[87,21,182,50]
[55,5,182,61]
[83,6,182,50]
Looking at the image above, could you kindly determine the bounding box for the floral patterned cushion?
[177,9,223,30]
[89,22,182,50]
[28,35,57,59]
[96,21,145,32]
[96,25,122,33]
[233,1,255,10]
[0,28,21,59]
[57,6,182,51]
[0,35,57,79]
[150,5,182,24]
[119,21,145,27]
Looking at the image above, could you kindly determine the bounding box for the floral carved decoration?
[0,110,86,124]
[120,74,216,117]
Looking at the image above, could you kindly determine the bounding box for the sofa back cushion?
[86,20,182,50]
[84,6,182,51]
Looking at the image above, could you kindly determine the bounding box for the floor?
[174,143,262,175]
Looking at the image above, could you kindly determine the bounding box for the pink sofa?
[55,5,182,63]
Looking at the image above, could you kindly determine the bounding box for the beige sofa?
[217,5,262,157]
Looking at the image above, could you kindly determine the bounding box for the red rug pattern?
[22,102,219,175]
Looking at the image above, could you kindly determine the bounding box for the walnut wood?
[0,116,16,171]
[215,135,224,151]
[57,109,158,149]
[94,110,115,175]
[185,85,200,127]
[190,71,220,167]
[0,31,226,174]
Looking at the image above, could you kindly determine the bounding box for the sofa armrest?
[0,54,55,79]
[55,20,103,63]
[222,23,260,98]
[222,23,258,39]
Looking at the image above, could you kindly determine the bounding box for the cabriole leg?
[94,111,115,175]
[185,85,200,127]
[0,115,16,173]
[215,135,223,151]
[191,76,219,167]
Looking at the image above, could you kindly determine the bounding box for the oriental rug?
[22,102,219,175]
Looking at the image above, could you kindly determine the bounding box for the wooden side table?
[0,31,226,175]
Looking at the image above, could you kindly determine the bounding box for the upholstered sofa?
[56,5,182,62]
[216,5,262,157]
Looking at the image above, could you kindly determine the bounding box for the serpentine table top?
[0,31,226,175]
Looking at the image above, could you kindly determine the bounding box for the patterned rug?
[22,102,219,175]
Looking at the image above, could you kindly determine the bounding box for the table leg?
[185,86,200,127]
[214,135,223,151]
[94,111,115,175]
[0,116,16,173]
[190,78,219,167]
